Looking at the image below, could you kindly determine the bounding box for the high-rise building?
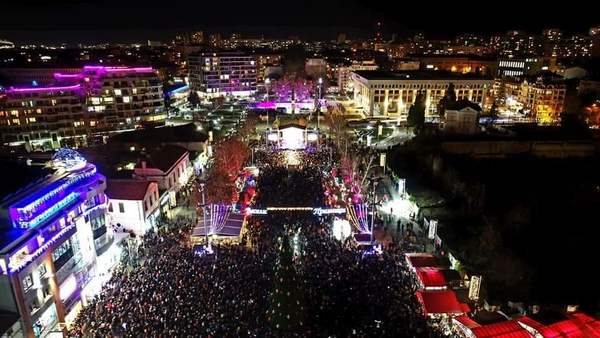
[0,150,109,337]
[0,66,165,150]
[0,84,86,150]
[76,66,165,131]
[188,52,257,98]
[351,70,492,119]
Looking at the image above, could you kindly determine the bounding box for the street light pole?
[199,182,208,246]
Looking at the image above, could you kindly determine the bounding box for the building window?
[38,264,47,278]
[118,202,125,213]
[22,274,34,291]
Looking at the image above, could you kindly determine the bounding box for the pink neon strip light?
[8,84,81,93]
[54,73,81,78]
[83,65,154,73]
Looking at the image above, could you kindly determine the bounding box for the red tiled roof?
[106,179,153,201]
[416,290,469,315]
[471,320,532,338]
[416,267,447,288]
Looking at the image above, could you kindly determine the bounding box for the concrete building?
[338,60,378,93]
[305,58,327,79]
[74,66,165,131]
[0,68,81,86]
[105,180,160,235]
[0,84,86,151]
[0,66,165,151]
[443,103,482,134]
[417,56,497,76]
[133,145,191,207]
[188,52,257,98]
[0,149,109,337]
[351,70,492,119]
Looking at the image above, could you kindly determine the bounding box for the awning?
[416,267,447,288]
[416,290,470,315]
[471,320,533,338]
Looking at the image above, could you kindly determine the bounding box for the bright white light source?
[332,218,352,241]
[280,127,305,149]
[267,133,279,142]
[307,133,318,141]
[59,275,78,301]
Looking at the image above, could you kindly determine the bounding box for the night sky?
[0,0,598,43]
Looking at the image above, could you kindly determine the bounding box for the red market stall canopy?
[454,315,481,329]
[471,320,533,338]
[518,313,600,338]
[406,253,451,269]
[416,267,447,289]
[416,290,470,316]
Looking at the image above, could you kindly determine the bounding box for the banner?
[469,275,482,301]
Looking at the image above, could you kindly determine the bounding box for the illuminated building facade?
[132,145,191,208]
[0,66,165,151]
[105,179,160,235]
[338,60,378,93]
[73,66,165,131]
[188,52,257,98]
[417,56,496,76]
[493,76,566,123]
[520,77,566,123]
[0,150,109,338]
[0,85,85,150]
[351,70,492,119]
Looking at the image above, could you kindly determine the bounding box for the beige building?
[494,76,566,123]
[351,70,492,119]
[338,60,378,93]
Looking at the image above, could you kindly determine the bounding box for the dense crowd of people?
[69,145,454,337]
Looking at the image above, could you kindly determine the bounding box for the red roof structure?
[471,320,532,338]
[454,315,482,329]
[406,253,439,268]
[517,313,600,338]
[416,290,470,315]
[105,179,154,200]
[416,267,447,288]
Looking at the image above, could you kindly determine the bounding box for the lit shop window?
[91,97,101,105]
[114,89,122,96]
[123,96,131,103]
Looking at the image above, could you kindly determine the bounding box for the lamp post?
[265,78,270,129]
[198,181,208,246]
[367,176,382,245]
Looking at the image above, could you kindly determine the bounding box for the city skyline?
[1,1,599,43]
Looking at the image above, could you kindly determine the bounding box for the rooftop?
[353,70,492,81]
[109,123,208,145]
[0,161,52,202]
[137,145,188,173]
[105,179,153,201]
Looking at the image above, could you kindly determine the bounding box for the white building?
[133,145,191,207]
[444,105,481,134]
[105,180,160,235]
[338,60,378,93]
[351,70,492,120]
